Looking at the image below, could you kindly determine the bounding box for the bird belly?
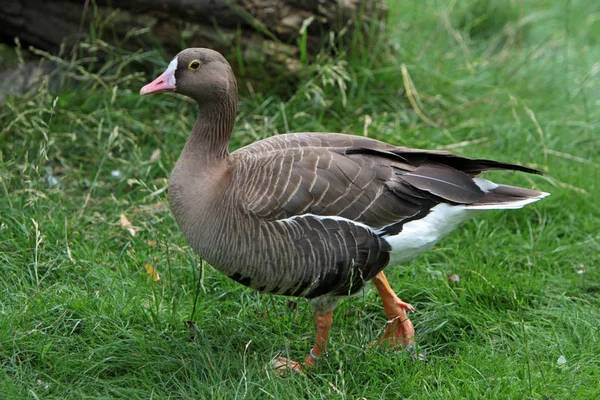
[383,203,482,266]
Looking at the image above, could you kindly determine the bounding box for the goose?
[139,48,548,371]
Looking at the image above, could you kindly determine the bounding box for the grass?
[1,0,599,398]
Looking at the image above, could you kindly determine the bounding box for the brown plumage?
[140,48,548,370]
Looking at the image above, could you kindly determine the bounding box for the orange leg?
[273,311,334,373]
[372,271,415,346]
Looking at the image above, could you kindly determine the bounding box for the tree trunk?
[0,0,387,77]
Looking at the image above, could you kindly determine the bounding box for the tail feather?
[466,184,549,210]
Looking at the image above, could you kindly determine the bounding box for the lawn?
[1,0,599,398]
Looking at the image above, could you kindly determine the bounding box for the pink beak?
[140,69,176,95]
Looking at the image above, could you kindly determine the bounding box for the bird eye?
[188,60,201,70]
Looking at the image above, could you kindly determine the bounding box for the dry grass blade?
[400,64,439,128]
[149,149,161,163]
[545,149,600,169]
[523,104,547,160]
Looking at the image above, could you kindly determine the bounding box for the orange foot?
[375,295,415,347]
[272,356,303,374]
[378,314,415,347]
[273,312,332,375]
[395,299,416,313]
[271,352,318,375]
[371,271,416,348]
[375,315,425,361]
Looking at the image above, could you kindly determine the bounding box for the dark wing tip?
[472,159,545,176]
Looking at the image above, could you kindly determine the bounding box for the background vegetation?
[1,0,599,398]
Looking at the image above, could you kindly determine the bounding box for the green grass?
[1,0,599,398]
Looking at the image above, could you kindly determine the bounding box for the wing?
[235,146,428,229]
[234,133,541,229]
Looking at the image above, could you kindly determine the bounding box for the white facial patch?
[166,57,178,86]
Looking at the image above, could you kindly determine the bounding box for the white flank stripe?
[276,213,374,232]
[384,204,480,266]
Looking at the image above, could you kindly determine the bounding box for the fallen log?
[0,0,387,77]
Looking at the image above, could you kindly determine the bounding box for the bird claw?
[397,300,415,313]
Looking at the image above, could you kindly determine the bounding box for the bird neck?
[185,95,237,160]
